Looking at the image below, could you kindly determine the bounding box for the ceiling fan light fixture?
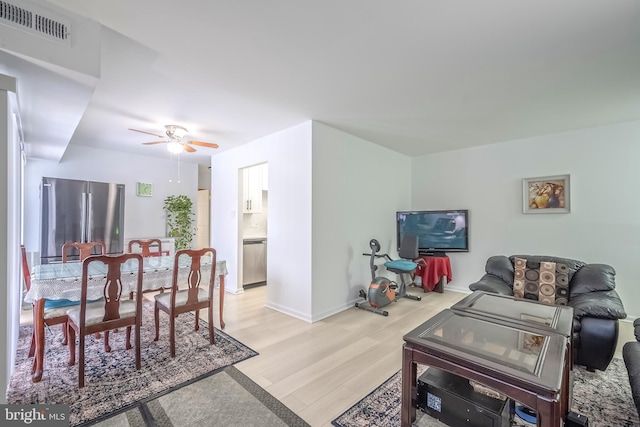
[167,141,184,154]
[166,124,188,140]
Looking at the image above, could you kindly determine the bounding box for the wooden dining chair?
[67,253,143,388]
[127,238,166,300]
[62,241,107,263]
[63,241,109,341]
[21,245,71,374]
[128,238,164,257]
[154,248,217,357]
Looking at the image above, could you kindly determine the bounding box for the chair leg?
[135,321,141,370]
[194,310,200,331]
[78,334,85,388]
[154,303,160,341]
[104,330,111,352]
[35,318,45,377]
[170,315,176,358]
[68,325,76,366]
[125,326,132,350]
[28,329,36,358]
[62,322,68,346]
[208,303,215,345]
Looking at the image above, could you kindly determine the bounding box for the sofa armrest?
[568,290,627,320]
[468,274,513,295]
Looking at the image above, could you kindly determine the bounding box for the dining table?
[23,254,228,383]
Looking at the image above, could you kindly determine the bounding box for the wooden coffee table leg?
[536,396,562,427]
[401,345,417,427]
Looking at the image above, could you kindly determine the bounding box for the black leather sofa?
[469,255,627,371]
[623,319,640,418]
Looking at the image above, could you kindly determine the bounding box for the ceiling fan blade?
[189,140,219,149]
[129,128,165,138]
[184,144,197,153]
[142,141,166,145]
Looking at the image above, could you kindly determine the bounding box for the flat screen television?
[396,209,469,255]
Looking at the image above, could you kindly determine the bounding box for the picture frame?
[523,174,570,214]
[136,182,153,197]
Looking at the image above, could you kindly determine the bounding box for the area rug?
[6,302,259,426]
[332,358,640,427]
[88,366,310,427]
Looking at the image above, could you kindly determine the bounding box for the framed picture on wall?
[136,182,153,197]
[523,174,570,214]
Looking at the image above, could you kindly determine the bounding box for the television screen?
[396,210,469,254]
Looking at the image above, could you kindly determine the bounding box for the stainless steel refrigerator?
[40,177,125,264]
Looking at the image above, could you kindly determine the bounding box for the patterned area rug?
[332,358,640,427]
[91,366,310,427]
[6,302,259,426]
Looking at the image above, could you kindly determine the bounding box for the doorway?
[240,163,268,290]
[195,189,210,249]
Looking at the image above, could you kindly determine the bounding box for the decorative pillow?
[513,257,569,305]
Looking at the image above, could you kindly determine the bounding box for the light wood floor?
[215,286,634,427]
[20,285,633,427]
[219,286,466,427]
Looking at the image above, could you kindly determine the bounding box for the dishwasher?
[243,238,267,287]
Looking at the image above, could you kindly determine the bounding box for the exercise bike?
[355,238,422,316]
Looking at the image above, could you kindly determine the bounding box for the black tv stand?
[421,251,447,257]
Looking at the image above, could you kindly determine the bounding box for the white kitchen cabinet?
[242,165,263,213]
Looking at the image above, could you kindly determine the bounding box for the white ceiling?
[4,0,640,165]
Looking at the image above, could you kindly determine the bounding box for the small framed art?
[523,174,570,214]
[136,182,153,197]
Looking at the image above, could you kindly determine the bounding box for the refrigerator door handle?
[81,192,87,243]
[87,192,93,242]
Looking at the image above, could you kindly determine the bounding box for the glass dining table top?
[26,254,222,304]
[31,253,211,281]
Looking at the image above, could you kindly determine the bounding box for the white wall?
[210,121,313,320]
[1,74,22,403]
[23,144,199,254]
[211,120,412,322]
[311,122,412,321]
[412,120,640,319]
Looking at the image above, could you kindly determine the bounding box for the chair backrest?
[398,235,419,260]
[20,245,31,292]
[80,253,143,324]
[128,238,163,257]
[62,241,107,262]
[171,248,217,307]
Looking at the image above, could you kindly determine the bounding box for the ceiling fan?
[128,124,219,153]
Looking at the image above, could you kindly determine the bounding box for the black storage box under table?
[416,367,511,427]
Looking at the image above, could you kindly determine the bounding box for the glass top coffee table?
[402,304,572,427]
[451,291,574,338]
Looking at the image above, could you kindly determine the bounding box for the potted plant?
[163,195,194,251]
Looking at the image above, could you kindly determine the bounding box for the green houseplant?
[163,195,194,251]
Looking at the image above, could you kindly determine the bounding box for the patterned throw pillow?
[513,257,569,305]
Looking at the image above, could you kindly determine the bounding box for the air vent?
[0,0,71,46]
